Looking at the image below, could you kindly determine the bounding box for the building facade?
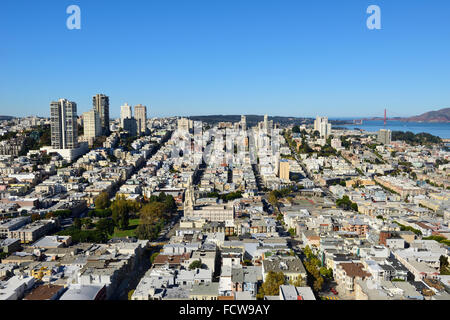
[50,99,79,149]
[93,94,110,136]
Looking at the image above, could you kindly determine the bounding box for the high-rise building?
[123,117,138,136]
[314,116,332,138]
[93,94,110,136]
[264,114,269,132]
[377,129,392,145]
[241,115,247,130]
[120,103,132,128]
[83,109,101,146]
[50,99,79,149]
[177,118,192,132]
[134,104,147,135]
[279,159,290,182]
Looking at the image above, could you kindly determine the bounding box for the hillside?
[403,108,450,123]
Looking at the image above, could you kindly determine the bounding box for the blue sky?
[1,0,450,119]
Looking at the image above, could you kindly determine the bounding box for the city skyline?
[1,0,450,118]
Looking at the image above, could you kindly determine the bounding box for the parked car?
[330,288,338,295]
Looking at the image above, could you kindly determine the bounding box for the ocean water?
[333,120,450,139]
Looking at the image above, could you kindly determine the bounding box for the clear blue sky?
[1,0,450,119]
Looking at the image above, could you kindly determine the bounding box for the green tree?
[289,276,304,287]
[73,218,82,230]
[111,195,130,230]
[268,191,279,208]
[319,267,333,279]
[189,260,203,270]
[257,271,285,298]
[95,192,111,209]
[288,228,296,237]
[150,252,160,264]
[96,218,115,237]
[313,276,324,291]
[140,202,168,223]
[292,125,300,133]
[164,195,177,214]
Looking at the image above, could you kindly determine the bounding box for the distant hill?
[187,115,351,126]
[367,108,450,123]
[0,115,14,121]
[402,108,450,123]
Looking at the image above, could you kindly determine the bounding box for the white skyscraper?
[264,114,269,132]
[120,103,132,128]
[50,99,79,149]
[314,116,332,138]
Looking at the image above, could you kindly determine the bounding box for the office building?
[50,99,79,149]
[93,94,110,136]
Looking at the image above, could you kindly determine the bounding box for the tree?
[440,255,450,275]
[80,218,94,230]
[257,271,285,298]
[288,228,296,237]
[303,245,313,260]
[158,192,167,202]
[289,276,304,287]
[31,213,41,222]
[73,218,82,230]
[96,218,115,237]
[319,267,333,279]
[292,125,300,133]
[150,252,160,264]
[313,276,324,291]
[164,195,177,214]
[140,202,168,224]
[128,290,135,300]
[268,191,279,208]
[189,260,203,270]
[111,195,130,230]
[95,192,111,209]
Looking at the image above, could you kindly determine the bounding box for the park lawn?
[109,218,140,238]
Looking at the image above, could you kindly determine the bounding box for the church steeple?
[184,185,195,211]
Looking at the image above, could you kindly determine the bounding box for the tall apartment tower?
[377,129,392,145]
[134,104,147,135]
[83,109,101,146]
[264,114,269,132]
[314,116,332,138]
[50,99,79,149]
[120,103,132,128]
[241,115,247,130]
[93,94,110,136]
